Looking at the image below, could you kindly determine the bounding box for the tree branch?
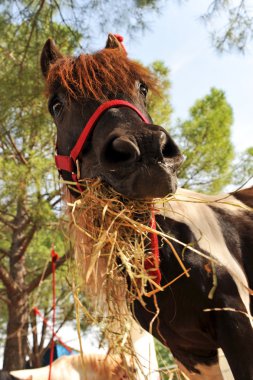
[6,131,28,165]
[55,304,74,335]
[0,293,11,305]
[0,214,16,230]
[43,190,61,203]
[26,251,70,294]
[38,308,49,352]
[50,197,61,208]
[53,0,83,50]
[0,248,9,260]
[16,225,37,261]
[0,265,19,294]
[19,0,46,72]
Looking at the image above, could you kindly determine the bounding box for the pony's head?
[41,34,183,199]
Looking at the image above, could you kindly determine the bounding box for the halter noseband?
[55,99,150,192]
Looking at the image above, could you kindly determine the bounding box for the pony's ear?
[105,33,124,50]
[41,38,63,78]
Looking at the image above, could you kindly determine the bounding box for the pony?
[0,321,160,380]
[40,34,253,380]
[0,352,137,380]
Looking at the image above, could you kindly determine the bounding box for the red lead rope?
[144,209,161,285]
[33,307,72,353]
[48,247,59,380]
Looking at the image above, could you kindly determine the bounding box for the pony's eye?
[139,83,148,97]
[51,100,63,118]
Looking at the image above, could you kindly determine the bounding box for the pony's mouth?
[99,161,178,200]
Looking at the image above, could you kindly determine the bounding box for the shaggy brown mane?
[46,48,159,101]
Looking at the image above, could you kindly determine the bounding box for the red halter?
[55,99,150,192]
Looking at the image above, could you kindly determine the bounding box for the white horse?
[2,322,160,380]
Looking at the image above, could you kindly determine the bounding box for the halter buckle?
[76,159,81,180]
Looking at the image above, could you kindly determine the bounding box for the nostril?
[112,137,140,158]
[160,132,181,159]
[159,131,167,149]
[102,135,140,167]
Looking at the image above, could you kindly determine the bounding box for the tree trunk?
[3,199,30,370]
[3,290,29,370]
[1,195,67,369]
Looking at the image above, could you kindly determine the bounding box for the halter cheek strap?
[55,99,150,192]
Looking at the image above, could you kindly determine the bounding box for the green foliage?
[202,0,253,53]
[232,146,253,186]
[135,0,160,8]
[148,66,235,193]
[0,13,81,366]
[173,88,234,193]
[147,61,172,127]
[155,339,183,379]
[149,61,252,193]
[0,14,78,256]
[0,0,162,50]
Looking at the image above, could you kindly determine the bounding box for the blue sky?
[120,0,253,153]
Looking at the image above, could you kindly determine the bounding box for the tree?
[2,0,252,53]
[148,66,235,193]
[0,14,78,369]
[232,147,253,187]
[148,61,172,127]
[201,0,253,52]
[0,0,163,51]
[172,88,234,193]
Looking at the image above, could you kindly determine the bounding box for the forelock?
[46,48,159,101]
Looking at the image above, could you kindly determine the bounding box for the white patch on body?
[155,188,252,324]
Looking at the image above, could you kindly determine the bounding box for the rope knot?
[113,34,127,54]
[114,34,124,43]
[51,247,59,262]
